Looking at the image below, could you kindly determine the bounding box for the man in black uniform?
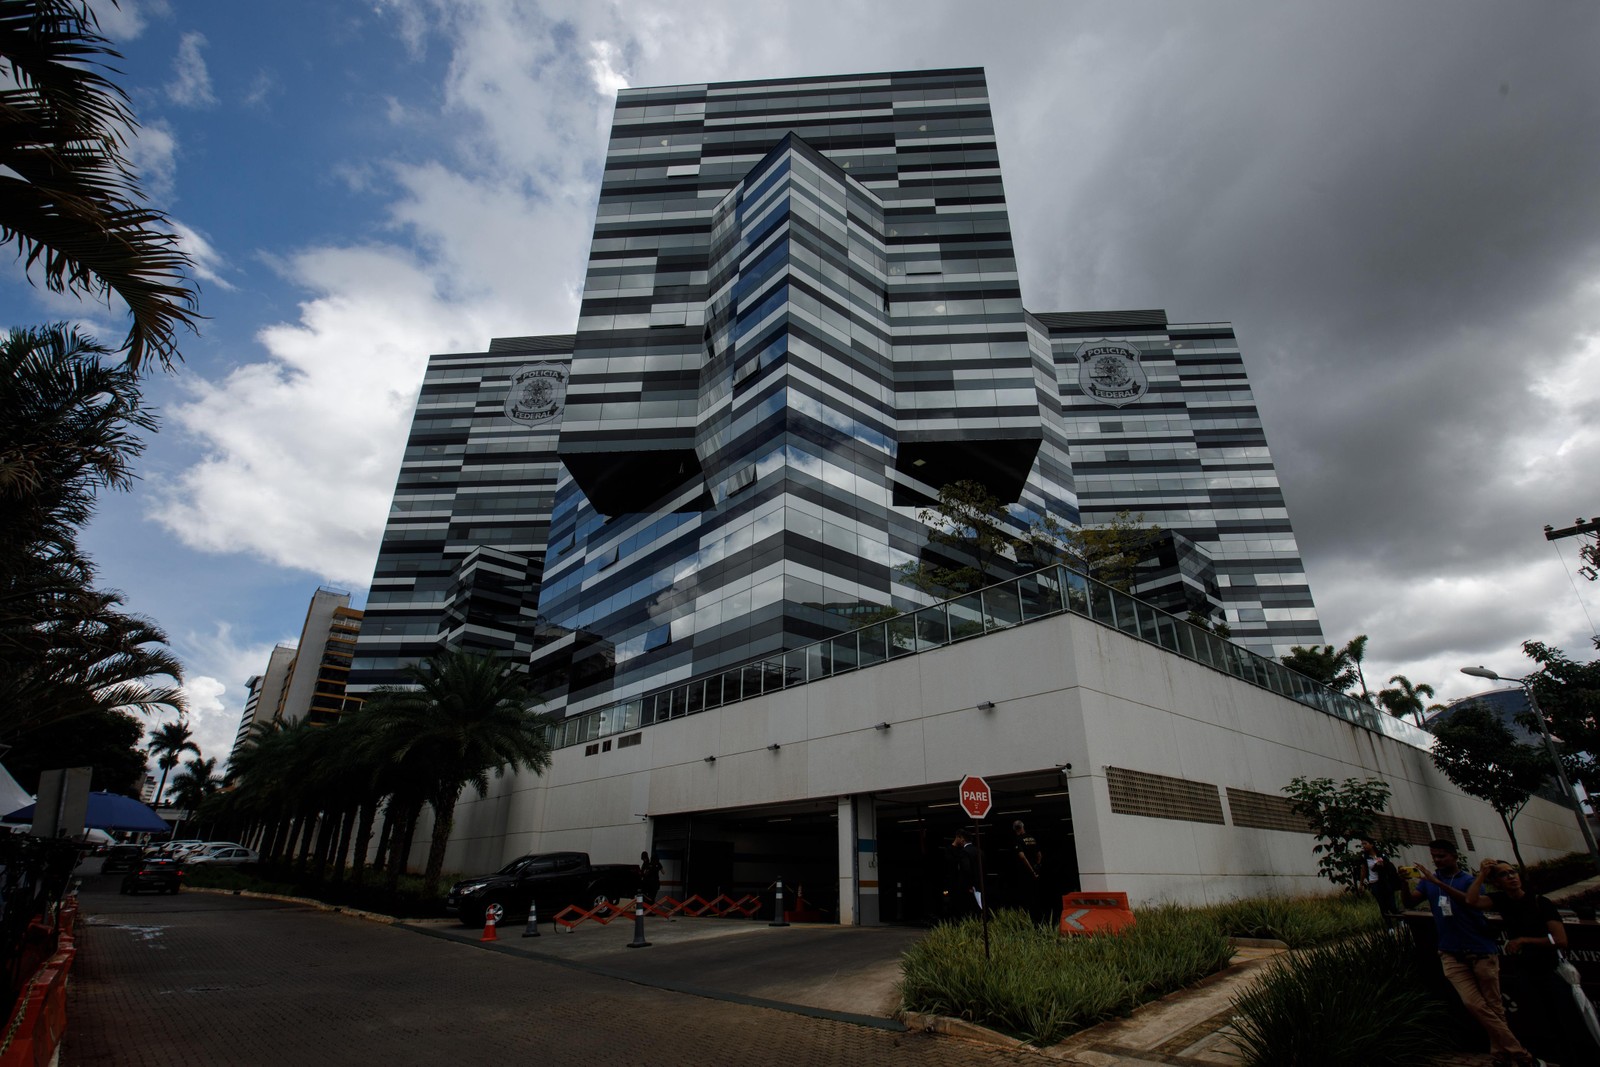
[1011,819,1045,921]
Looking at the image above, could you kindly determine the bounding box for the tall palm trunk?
[385,798,421,894]
[310,809,337,881]
[351,800,378,887]
[422,789,460,900]
[331,808,357,884]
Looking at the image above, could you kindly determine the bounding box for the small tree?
[901,479,1016,596]
[1429,702,1549,870]
[1052,508,1161,593]
[1283,776,1397,892]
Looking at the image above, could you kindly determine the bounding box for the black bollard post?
[627,891,651,948]
[769,878,790,927]
[523,897,540,938]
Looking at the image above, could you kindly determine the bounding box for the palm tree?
[1280,644,1358,693]
[0,2,198,370]
[1341,634,1373,704]
[1377,675,1436,727]
[167,755,222,812]
[363,651,557,899]
[148,719,199,807]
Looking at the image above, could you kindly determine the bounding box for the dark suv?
[120,854,183,895]
[101,844,144,874]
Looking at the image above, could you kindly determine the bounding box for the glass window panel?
[983,583,1022,630]
[1137,602,1161,644]
[1019,571,1064,620]
[1063,568,1090,616]
[1088,581,1116,627]
[860,625,887,667]
[1155,614,1180,652]
[915,605,950,650]
[1112,591,1140,636]
[832,632,859,673]
[743,664,765,696]
[807,642,831,680]
[784,649,807,687]
[949,593,985,640]
[887,613,916,656]
[722,669,743,704]
[686,680,705,715]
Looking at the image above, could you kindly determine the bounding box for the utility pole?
[1545,516,1600,581]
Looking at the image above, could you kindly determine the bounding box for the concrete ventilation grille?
[1373,814,1435,846]
[1462,827,1475,852]
[1225,788,1312,833]
[1105,767,1225,825]
[1430,823,1459,847]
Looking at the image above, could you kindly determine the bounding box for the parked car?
[187,846,257,867]
[102,844,146,874]
[121,855,183,894]
[445,852,639,927]
[148,839,204,858]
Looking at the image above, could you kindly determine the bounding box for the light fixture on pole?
[1461,666,1600,873]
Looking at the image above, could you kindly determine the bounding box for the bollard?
[769,878,790,927]
[522,898,540,938]
[481,902,502,942]
[626,891,651,948]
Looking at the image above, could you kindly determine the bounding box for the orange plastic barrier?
[551,893,764,929]
[1058,891,1136,936]
[0,942,76,1067]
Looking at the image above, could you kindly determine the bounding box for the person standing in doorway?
[1011,819,1045,920]
[949,830,981,917]
[638,851,662,903]
[1405,839,1537,1067]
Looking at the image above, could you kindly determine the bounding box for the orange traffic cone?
[480,904,501,942]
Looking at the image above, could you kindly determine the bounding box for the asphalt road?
[63,871,1034,1066]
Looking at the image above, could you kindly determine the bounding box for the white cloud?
[89,0,164,42]
[170,219,234,291]
[125,118,178,201]
[166,31,216,108]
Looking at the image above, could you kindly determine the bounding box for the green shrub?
[1200,892,1383,947]
[1521,850,1599,895]
[900,907,1232,1045]
[1229,929,1446,1067]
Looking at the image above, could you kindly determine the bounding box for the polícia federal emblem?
[503,362,568,425]
[1074,340,1148,408]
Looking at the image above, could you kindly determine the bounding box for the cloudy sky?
[6,0,1598,769]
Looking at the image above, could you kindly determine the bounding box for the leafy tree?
[1186,612,1232,639]
[1280,645,1356,692]
[1376,675,1435,726]
[0,705,145,794]
[1052,508,1162,593]
[166,755,222,812]
[902,482,1161,598]
[1283,776,1398,893]
[902,479,1017,596]
[362,651,557,899]
[147,719,199,807]
[0,0,199,369]
[1520,641,1600,794]
[1428,702,1549,871]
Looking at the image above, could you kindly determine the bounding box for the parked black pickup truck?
[446,851,639,927]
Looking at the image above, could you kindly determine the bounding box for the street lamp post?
[1461,666,1600,873]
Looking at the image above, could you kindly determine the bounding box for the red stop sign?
[958,774,993,820]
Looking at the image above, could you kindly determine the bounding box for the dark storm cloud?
[991,3,1600,616]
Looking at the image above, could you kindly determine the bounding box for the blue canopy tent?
[4,791,168,834]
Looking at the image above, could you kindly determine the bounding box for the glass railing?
[546,564,1433,752]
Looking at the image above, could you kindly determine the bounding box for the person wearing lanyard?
[1405,839,1536,1067]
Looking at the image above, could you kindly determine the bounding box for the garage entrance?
[873,770,1079,925]
[652,799,839,921]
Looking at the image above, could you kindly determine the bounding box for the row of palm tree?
[1280,634,1443,726]
[201,651,556,900]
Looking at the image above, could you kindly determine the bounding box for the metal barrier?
[551,892,763,929]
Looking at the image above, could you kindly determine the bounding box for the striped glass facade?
[351,68,1321,709]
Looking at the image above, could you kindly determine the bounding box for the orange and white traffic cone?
[481,903,502,942]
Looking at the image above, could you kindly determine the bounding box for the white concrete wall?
[436,610,1586,907]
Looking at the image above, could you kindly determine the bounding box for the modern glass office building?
[351,68,1322,712]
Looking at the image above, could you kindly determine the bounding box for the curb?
[185,886,401,925]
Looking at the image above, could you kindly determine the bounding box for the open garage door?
[873,770,1079,925]
[652,799,839,922]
